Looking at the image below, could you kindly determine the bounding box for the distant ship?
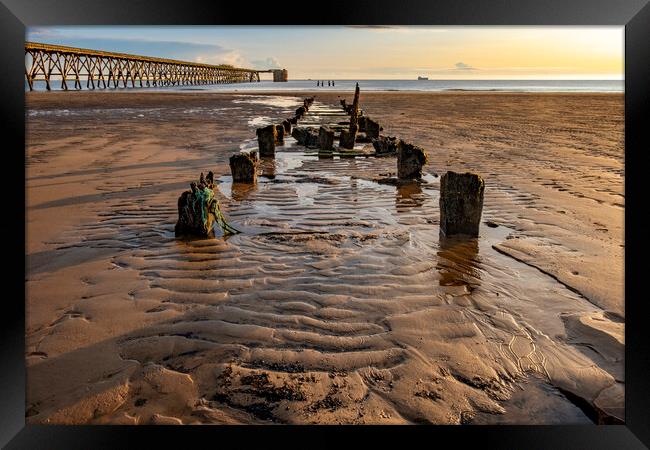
[417,76,428,80]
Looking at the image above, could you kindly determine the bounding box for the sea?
[26,79,623,93]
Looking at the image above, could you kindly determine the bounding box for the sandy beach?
[25,90,624,425]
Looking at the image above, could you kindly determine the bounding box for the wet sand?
[25,90,624,424]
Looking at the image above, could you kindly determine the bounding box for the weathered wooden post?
[292,127,319,147]
[350,82,360,131]
[275,124,285,145]
[339,83,360,149]
[439,171,485,237]
[229,151,258,183]
[365,118,381,139]
[318,126,334,150]
[256,125,277,157]
[372,136,400,156]
[397,141,428,179]
[295,106,307,119]
[358,115,367,132]
[282,119,291,135]
[339,130,355,149]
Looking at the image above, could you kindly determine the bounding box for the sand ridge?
[25,91,623,424]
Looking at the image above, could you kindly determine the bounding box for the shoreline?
[25,90,624,113]
[26,89,624,97]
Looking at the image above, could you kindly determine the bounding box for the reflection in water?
[436,235,482,291]
[231,182,258,201]
[259,156,276,179]
[395,182,424,212]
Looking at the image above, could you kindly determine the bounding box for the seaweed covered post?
[275,124,285,145]
[397,141,428,179]
[229,151,258,183]
[439,171,485,237]
[175,171,239,238]
[256,125,277,157]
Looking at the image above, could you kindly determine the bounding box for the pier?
[25,42,287,91]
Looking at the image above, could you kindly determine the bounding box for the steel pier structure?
[25,42,283,91]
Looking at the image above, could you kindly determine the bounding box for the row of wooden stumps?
[228,96,316,185]
[173,96,312,238]
[175,87,485,238]
[339,84,486,237]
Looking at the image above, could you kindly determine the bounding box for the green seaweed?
[192,185,240,235]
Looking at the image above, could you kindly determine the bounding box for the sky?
[26,26,624,80]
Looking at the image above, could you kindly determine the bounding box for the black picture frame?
[2,0,649,448]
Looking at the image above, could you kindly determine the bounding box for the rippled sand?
[25,91,623,424]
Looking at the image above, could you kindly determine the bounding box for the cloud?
[250,57,282,70]
[26,27,62,40]
[196,50,246,67]
[454,62,477,71]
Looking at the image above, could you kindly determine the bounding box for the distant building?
[273,69,288,82]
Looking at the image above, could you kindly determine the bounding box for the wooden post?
[439,171,485,237]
